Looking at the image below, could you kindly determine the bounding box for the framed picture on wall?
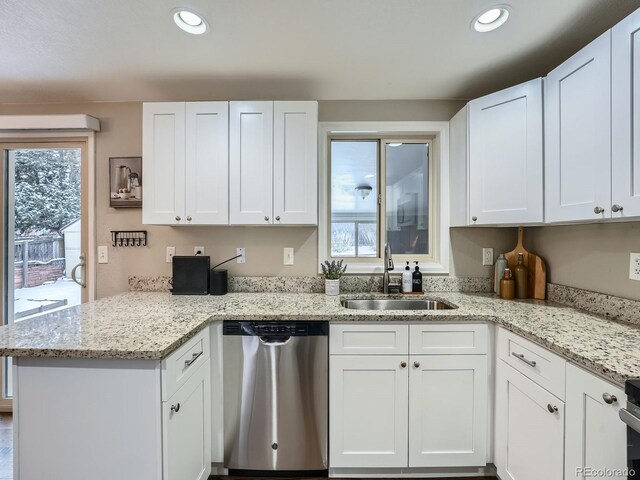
[109,157,142,208]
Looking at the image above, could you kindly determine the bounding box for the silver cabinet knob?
[175,216,181,222]
[186,216,192,222]
[400,361,407,369]
[171,403,180,413]
[612,204,623,213]
[413,361,420,368]
[594,206,605,214]
[275,216,281,221]
[472,216,478,222]
[264,216,270,222]
[547,404,558,414]
[603,393,618,404]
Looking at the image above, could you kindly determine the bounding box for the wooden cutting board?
[504,226,547,300]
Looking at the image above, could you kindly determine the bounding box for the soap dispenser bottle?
[412,261,423,293]
[402,261,412,293]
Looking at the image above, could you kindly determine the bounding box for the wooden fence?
[14,237,65,289]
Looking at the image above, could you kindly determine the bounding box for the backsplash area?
[128,275,493,294]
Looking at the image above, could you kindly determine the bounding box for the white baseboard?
[329,465,497,478]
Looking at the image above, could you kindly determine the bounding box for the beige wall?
[0,100,512,298]
[526,222,640,301]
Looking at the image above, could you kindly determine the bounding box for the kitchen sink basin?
[340,298,457,310]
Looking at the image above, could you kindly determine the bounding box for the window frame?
[319,121,451,275]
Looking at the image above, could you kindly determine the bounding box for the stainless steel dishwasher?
[223,321,328,475]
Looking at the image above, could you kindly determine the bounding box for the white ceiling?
[0,0,638,103]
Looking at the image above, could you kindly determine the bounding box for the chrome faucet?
[383,242,401,294]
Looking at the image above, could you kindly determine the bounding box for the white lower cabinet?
[409,355,487,467]
[495,360,565,480]
[163,361,212,480]
[329,355,409,468]
[565,364,627,480]
[329,323,488,471]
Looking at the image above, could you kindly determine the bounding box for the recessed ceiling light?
[473,6,510,32]
[172,8,208,35]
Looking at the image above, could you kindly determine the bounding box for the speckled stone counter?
[0,291,638,386]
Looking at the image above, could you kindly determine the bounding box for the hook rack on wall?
[111,230,147,247]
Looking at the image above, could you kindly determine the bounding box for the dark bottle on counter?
[412,261,423,293]
[500,268,515,300]
[513,252,528,299]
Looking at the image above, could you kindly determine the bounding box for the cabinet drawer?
[410,324,488,355]
[162,327,210,400]
[330,324,408,355]
[497,328,566,399]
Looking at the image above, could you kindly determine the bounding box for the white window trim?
[318,121,450,275]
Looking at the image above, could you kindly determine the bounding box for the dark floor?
[0,413,12,480]
[0,419,496,480]
[212,476,497,479]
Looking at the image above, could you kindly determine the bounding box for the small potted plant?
[321,260,347,296]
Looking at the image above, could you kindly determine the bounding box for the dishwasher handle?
[259,336,292,346]
[620,408,640,434]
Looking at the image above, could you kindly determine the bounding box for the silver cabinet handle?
[400,361,407,369]
[175,216,181,222]
[185,351,203,367]
[413,361,421,368]
[612,204,623,213]
[512,352,537,367]
[594,206,605,214]
[547,404,558,414]
[603,393,618,404]
[620,408,640,434]
[472,216,478,222]
[275,216,281,221]
[186,216,192,222]
[264,216,270,222]
[171,403,180,413]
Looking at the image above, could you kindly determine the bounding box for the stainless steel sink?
[340,298,457,310]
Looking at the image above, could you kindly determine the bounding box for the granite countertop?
[0,291,638,386]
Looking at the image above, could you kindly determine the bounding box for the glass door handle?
[71,254,86,288]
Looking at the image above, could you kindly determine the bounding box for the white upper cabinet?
[468,78,544,225]
[612,8,640,219]
[545,31,612,223]
[565,364,627,480]
[185,102,229,225]
[229,101,274,225]
[143,101,229,225]
[143,102,186,225]
[273,101,318,225]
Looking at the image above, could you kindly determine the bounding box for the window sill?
[319,261,449,275]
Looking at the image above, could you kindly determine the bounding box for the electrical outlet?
[630,253,640,281]
[194,246,205,256]
[284,248,294,265]
[482,247,494,266]
[236,248,245,264]
[166,246,176,263]
[97,246,108,264]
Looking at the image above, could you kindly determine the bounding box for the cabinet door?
[185,102,229,225]
[565,364,627,480]
[495,361,564,480]
[329,355,408,468]
[142,102,186,225]
[468,78,543,225]
[229,101,274,225]
[409,355,487,467]
[273,101,318,225]
[163,362,211,480]
[545,31,612,223]
[612,8,640,218]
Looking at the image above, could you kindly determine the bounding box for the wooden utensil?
[504,226,547,300]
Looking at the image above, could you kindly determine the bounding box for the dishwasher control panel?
[223,321,328,337]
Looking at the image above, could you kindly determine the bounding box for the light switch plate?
[97,246,108,264]
[630,253,640,281]
[284,248,294,265]
[236,248,245,264]
[166,246,176,263]
[482,248,494,266]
